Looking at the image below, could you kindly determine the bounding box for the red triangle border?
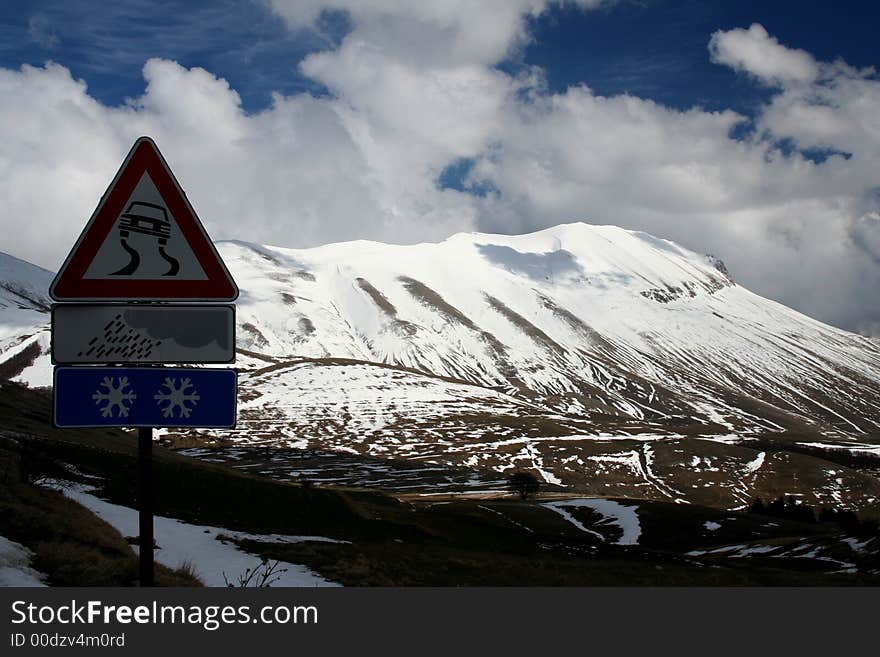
[50,137,238,301]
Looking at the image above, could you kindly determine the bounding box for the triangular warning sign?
[50,137,238,301]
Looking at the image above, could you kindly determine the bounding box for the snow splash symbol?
[154,377,200,418]
[92,376,137,417]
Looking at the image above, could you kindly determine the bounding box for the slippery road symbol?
[154,377,200,418]
[110,201,180,277]
[50,137,239,301]
[92,376,137,418]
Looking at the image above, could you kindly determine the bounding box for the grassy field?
[1,381,878,586]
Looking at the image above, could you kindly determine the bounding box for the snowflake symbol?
[154,377,201,418]
[92,376,137,418]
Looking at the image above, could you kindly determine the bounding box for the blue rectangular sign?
[54,367,237,428]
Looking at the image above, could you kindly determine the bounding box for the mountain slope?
[205,223,880,510]
[0,252,52,385]
[218,223,880,438]
[3,223,880,510]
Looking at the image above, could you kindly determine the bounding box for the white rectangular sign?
[51,304,235,364]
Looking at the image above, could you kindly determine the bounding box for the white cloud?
[269,0,545,66]
[0,8,879,335]
[708,23,819,86]
[462,82,880,331]
[851,212,880,266]
[0,58,480,271]
[271,1,610,67]
[300,42,514,169]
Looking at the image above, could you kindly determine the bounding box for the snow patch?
[743,451,766,474]
[52,483,340,587]
[544,498,641,545]
[0,535,47,587]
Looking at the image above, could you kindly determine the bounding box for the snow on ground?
[797,442,880,457]
[842,537,871,553]
[687,544,748,557]
[743,451,766,474]
[685,541,859,572]
[542,501,603,540]
[0,535,47,587]
[6,333,51,388]
[543,498,642,545]
[688,544,780,558]
[51,483,340,587]
[224,532,349,545]
[731,545,777,557]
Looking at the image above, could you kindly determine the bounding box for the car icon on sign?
[119,202,172,244]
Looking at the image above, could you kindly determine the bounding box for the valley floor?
[1,383,879,587]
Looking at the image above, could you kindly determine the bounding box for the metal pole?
[138,426,154,587]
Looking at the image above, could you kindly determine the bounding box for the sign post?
[138,427,154,587]
[50,136,239,586]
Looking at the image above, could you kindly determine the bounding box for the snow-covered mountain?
[217,223,880,434]
[0,252,52,384]
[3,223,880,509]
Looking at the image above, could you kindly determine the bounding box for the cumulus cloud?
[270,0,544,66]
[0,58,480,271]
[708,23,819,86]
[0,6,879,335]
[850,213,880,266]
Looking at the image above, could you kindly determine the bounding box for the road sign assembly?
[49,136,238,302]
[49,136,240,586]
[51,303,235,364]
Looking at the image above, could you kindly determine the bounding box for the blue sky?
[2,0,876,114]
[1,1,880,333]
[0,0,340,108]
[523,0,879,112]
